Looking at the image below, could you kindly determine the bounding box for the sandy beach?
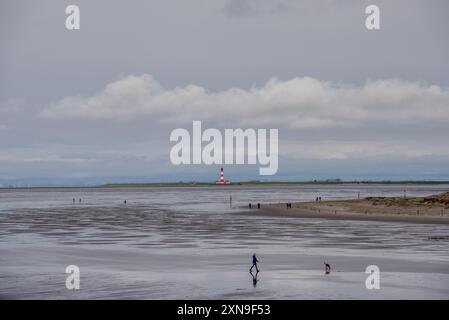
[1,185,449,299]
[243,192,449,225]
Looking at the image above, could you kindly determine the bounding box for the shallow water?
[1,185,449,299]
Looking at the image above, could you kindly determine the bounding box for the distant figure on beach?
[79,198,82,204]
[257,203,260,209]
[250,253,260,273]
[319,197,322,201]
[286,203,291,209]
[249,203,252,209]
[324,261,331,275]
[124,200,127,205]
[72,198,75,204]
[316,197,319,202]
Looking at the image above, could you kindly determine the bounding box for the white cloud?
[40,74,449,130]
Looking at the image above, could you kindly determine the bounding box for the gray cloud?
[281,140,449,160]
[222,0,291,18]
[222,0,256,18]
[1,0,449,183]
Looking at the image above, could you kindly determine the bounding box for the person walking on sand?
[250,253,260,273]
[324,261,331,275]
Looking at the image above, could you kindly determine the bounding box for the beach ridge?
[242,192,449,225]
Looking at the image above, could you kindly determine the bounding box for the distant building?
[215,168,230,185]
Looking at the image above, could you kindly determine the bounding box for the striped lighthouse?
[215,168,230,185]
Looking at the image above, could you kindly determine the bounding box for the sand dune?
[245,192,449,225]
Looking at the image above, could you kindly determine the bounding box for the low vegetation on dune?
[366,192,449,208]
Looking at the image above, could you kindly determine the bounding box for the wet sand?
[2,243,449,300]
[1,186,449,299]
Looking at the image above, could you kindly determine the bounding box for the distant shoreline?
[98,181,449,188]
[2,180,449,189]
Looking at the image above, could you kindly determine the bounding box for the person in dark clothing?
[250,253,260,273]
[324,261,331,275]
[257,203,260,209]
[249,203,252,209]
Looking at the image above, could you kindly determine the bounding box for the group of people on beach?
[248,198,325,210]
[248,203,261,209]
[72,198,129,205]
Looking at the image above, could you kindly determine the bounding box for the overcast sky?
[1,0,449,185]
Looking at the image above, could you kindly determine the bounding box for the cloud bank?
[41,74,449,129]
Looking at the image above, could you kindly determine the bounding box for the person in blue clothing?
[249,253,260,273]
